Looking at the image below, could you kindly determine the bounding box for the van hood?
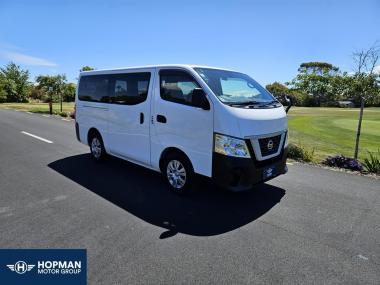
[227,106,288,137]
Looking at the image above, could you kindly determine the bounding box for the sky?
[0,0,379,85]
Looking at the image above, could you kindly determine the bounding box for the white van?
[75,65,289,193]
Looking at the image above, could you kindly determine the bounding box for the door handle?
[156,114,167,123]
[140,112,144,124]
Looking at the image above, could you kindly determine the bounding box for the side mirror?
[285,95,293,113]
[192,88,210,110]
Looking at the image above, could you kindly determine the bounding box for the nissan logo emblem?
[267,140,274,150]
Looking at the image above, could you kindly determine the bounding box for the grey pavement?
[0,108,379,284]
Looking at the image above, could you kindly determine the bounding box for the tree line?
[0,64,94,103]
[0,43,379,107]
[266,44,380,107]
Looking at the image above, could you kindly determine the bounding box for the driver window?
[160,70,200,106]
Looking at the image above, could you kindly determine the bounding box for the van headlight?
[214,134,250,158]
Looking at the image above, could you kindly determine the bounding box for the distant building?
[337,100,355,108]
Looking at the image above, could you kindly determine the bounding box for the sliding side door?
[107,69,154,166]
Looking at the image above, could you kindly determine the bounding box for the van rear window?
[78,75,110,102]
[78,72,151,105]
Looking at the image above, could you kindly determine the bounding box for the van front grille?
[258,135,281,157]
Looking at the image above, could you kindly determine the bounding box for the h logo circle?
[14,261,28,274]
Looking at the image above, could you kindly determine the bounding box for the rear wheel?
[89,132,106,161]
[163,153,194,194]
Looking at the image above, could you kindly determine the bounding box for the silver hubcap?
[91,137,102,159]
[166,160,186,189]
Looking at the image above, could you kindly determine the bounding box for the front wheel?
[89,133,106,161]
[163,153,194,194]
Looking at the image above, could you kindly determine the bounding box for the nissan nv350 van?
[75,65,288,193]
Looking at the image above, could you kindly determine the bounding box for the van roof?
[79,64,237,75]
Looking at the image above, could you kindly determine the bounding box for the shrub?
[289,90,308,106]
[302,95,319,107]
[287,143,315,162]
[58,111,68,117]
[322,155,363,171]
[363,150,380,174]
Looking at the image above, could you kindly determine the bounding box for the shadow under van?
[48,154,286,238]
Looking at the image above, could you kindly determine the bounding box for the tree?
[266,82,291,104]
[63,83,76,102]
[352,42,380,159]
[80,66,95,72]
[289,89,308,106]
[330,72,355,102]
[298,62,339,75]
[0,77,7,103]
[266,81,309,106]
[288,62,340,106]
[29,84,47,101]
[35,74,67,102]
[0,62,30,102]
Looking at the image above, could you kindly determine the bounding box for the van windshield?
[194,68,278,107]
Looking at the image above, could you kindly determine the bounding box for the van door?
[107,70,154,165]
[151,68,213,176]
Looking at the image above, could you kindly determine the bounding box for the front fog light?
[214,134,251,158]
[284,131,289,147]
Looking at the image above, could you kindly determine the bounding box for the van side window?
[78,75,110,102]
[109,73,151,105]
[160,70,200,106]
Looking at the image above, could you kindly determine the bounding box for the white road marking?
[286,162,293,165]
[61,118,71,121]
[357,254,369,260]
[27,111,33,114]
[21,131,53,144]
[42,114,50,117]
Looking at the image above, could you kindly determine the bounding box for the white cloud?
[374,65,380,75]
[0,50,57,67]
[0,42,22,51]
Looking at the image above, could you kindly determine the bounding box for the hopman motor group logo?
[7,261,35,274]
[0,249,86,285]
[6,260,82,275]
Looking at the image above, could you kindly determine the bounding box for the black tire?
[162,152,194,194]
[89,132,106,161]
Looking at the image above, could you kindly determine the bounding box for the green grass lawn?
[0,102,75,115]
[288,107,380,161]
[1,103,379,161]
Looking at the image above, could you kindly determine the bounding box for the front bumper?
[212,146,288,192]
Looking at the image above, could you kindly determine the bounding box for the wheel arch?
[87,127,102,145]
[159,147,193,173]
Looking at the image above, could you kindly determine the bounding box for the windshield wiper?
[260,100,280,107]
[227,101,261,107]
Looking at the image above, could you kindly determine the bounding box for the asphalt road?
[0,108,379,285]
